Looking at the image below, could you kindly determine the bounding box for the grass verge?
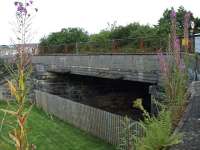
[0,101,115,150]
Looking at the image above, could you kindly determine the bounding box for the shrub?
[134,110,182,150]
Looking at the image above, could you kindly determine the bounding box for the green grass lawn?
[0,101,115,150]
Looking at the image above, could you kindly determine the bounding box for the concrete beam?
[32,54,160,83]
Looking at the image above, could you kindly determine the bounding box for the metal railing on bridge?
[1,35,198,56]
[38,36,169,55]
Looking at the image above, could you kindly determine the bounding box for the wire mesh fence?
[35,90,144,149]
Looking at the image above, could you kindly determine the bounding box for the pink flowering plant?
[0,1,37,150]
[128,11,191,149]
[158,9,190,125]
[118,9,191,150]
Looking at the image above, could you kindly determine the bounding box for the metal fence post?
[76,42,79,54]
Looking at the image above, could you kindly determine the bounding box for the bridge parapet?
[32,54,161,83]
[1,53,199,84]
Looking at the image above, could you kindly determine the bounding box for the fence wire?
[38,36,169,55]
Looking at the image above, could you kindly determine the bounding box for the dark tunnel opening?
[37,73,153,120]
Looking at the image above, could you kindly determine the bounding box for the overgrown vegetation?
[0,102,114,150]
[0,1,37,149]
[118,9,191,150]
[158,9,190,126]
[39,6,200,54]
[133,101,182,150]
[118,99,182,150]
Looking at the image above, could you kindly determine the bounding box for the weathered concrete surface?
[32,54,161,83]
[171,81,200,150]
[32,54,200,84]
[0,53,199,84]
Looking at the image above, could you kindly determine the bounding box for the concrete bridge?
[30,53,199,115]
[1,53,200,117]
[32,53,199,84]
[32,54,162,84]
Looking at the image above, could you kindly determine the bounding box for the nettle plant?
[0,1,37,150]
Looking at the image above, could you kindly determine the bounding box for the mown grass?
[0,101,115,150]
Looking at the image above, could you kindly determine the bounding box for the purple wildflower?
[174,37,180,51]
[183,12,191,48]
[170,9,177,51]
[179,60,186,72]
[17,5,23,11]
[29,0,33,4]
[26,3,30,6]
[19,2,23,7]
[170,9,176,18]
[174,37,181,65]
[184,12,191,33]
[14,1,18,6]
[24,8,27,14]
[17,5,27,15]
[157,52,169,76]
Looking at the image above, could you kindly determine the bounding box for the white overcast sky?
[0,0,199,44]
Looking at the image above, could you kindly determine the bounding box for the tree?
[90,30,111,43]
[39,27,89,46]
[39,6,200,54]
[194,17,200,33]
[157,6,200,37]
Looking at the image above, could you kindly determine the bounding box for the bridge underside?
[48,66,158,84]
[35,73,153,120]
